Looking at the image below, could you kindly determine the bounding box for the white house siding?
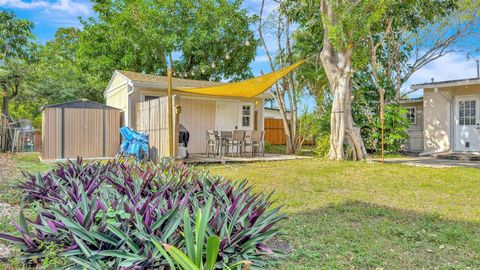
[423,89,452,153]
[178,98,216,154]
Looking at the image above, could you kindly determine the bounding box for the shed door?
[64,109,104,158]
[216,101,239,131]
[454,96,480,151]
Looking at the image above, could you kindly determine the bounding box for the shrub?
[314,135,330,157]
[361,104,410,154]
[1,158,285,269]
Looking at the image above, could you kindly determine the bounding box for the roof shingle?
[117,70,226,89]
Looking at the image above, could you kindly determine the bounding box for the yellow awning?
[178,60,305,98]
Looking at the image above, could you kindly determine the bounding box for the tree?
[318,0,390,160]
[258,0,303,154]
[0,9,34,117]
[77,0,257,83]
[30,28,104,104]
[293,0,477,159]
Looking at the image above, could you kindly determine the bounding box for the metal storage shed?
[41,99,122,160]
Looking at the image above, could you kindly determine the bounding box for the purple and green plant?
[1,158,285,269]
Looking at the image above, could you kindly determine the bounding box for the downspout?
[126,80,134,127]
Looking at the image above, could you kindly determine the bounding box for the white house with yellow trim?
[104,70,271,154]
[402,77,480,155]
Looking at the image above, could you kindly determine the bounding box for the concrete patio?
[184,153,312,164]
[368,156,480,168]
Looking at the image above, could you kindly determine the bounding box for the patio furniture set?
[206,130,265,158]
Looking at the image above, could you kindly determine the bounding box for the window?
[459,100,476,126]
[406,107,416,124]
[241,104,252,127]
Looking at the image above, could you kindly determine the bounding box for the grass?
[204,159,480,269]
[264,143,316,156]
[2,154,480,269]
[0,153,52,205]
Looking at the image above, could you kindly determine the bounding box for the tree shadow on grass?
[272,200,480,270]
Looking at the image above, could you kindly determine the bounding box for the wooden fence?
[264,118,315,146]
[264,118,286,145]
[136,96,179,162]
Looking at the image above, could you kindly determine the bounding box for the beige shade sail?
[177,60,305,98]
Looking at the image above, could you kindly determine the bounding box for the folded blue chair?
[119,127,149,161]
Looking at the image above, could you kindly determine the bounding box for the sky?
[1,0,479,104]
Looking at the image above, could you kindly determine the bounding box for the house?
[401,77,480,154]
[104,70,270,154]
[264,107,291,120]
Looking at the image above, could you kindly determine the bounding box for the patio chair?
[248,130,265,157]
[225,130,245,157]
[219,131,232,157]
[206,130,219,157]
[243,130,253,155]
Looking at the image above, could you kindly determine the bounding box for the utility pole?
[167,68,174,158]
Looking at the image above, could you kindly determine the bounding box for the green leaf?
[97,250,146,261]
[90,231,119,246]
[150,238,176,270]
[106,223,139,253]
[73,235,93,258]
[68,256,102,270]
[205,236,220,270]
[195,196,213,267]
[183,208,196,262]
[18,210,29,235]
[165,244,199,270]
[82,196,97,228]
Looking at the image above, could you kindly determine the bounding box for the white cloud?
[403,52,479,97]
[243,0,277,17]
[0,0,91,16]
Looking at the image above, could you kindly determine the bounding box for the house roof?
[265,107,291,113]
[42,99,121,111]
[116,70,226,89]
[411,77,480,90]
[106,70,273,99]
[399,97,423,104]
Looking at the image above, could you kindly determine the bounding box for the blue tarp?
[119,127,149,160]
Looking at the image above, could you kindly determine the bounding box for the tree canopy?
[77,0,257,82]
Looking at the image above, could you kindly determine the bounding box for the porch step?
[434,153,480,161]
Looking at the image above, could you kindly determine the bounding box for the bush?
[362,104,410,154]
[314,135,330,157]
[1,158,285,269]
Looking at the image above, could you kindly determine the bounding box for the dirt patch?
[0,154,19,259]
[0,154,16,182]
[265,237,292,255]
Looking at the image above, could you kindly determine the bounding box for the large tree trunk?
[320,0,367,160]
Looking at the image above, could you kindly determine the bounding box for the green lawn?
[1,154,480,269]
[204,159,480,269]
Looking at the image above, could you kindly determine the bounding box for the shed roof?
[42,99,121,110]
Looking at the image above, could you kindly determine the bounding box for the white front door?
[455,96,480,151]
[216,101,239,131]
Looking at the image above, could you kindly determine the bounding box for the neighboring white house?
[401,77,480,154]
[104,70,271,154]
[264,107,291,120]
